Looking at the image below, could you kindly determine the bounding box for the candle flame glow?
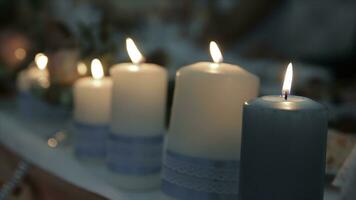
[91,58,104,80]
[77,62,88,75]
[126,38,144,65]
[35,53,48,70]
[14,48,26,60]
[282,62,293,97]
[209,41,223,64]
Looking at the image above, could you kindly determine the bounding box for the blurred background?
[0,0,355,199]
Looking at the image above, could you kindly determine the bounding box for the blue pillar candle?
[240,63,328,200]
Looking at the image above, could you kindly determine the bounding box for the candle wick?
[284,91,288,100]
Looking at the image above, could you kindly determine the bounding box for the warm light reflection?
[35,53,48,70]
[282,62,293,97]
[128,65,140,72]
[126,38,144,65]
[77,62,88,75]
[55,131,66,142]
[282,101,295,110]
[91,58,104,80]
[47,138,58,148]
[38,76,50,88]
[209,41,223,64]
[14,48,26,60]
[47,131,66,148]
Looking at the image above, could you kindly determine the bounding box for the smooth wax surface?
[109,62,167,190]
[240,95,328,200]
[74,77,112,125]
[110,63,168,136]
[167,62,259,160]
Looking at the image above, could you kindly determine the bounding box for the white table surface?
[0,101,340,200]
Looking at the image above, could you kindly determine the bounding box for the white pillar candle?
[161,42,259,200]
[108,38,168,190]
[17,53,49,92]
[73,58,112,159]
[240,63,328,200]
[16,53,50,117]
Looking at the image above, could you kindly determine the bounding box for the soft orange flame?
[209,41,223,64]
[35,53,48,70]
[282,62,293,96]
[77,62,88,75]
[91,58,104,80]
[126,38,144,64]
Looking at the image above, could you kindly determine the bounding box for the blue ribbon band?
[74,122,109,158]
[18,92,51,117]
[17,92,70,119]
[162,150,240,200]
[107,133,164,175]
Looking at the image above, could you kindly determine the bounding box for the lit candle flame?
[35,53,48,70]
[209,41,223,64]
[126,38,145,65]
[282,62,293,99]
[91,58,104,80]
[77,62,88,75]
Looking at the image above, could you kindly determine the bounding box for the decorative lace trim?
[107,133,163,175]
[162,150,239,197]
[163,150,239,181]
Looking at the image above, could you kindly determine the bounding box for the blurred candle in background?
[161,42,259,200]
[17,53,49,92]
[77,61,88,76]
[73,58,112,159]
[108,38,168,190]
[16,53,50,117]
[240,63,328,200]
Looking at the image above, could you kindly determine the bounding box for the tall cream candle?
[73,58,112,159]
[161,42,259,200]
[108,38,168,190]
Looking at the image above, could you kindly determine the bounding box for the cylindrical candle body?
[240,95,328,200]
[74,77,112,124]
[162,62,259,200]
[110,63,167,134]
[109,63,167,190]
[17,66,49,92]
[73,77,112,159]
[16,65,50,117]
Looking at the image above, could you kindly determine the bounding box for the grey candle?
[240,63,328,200]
